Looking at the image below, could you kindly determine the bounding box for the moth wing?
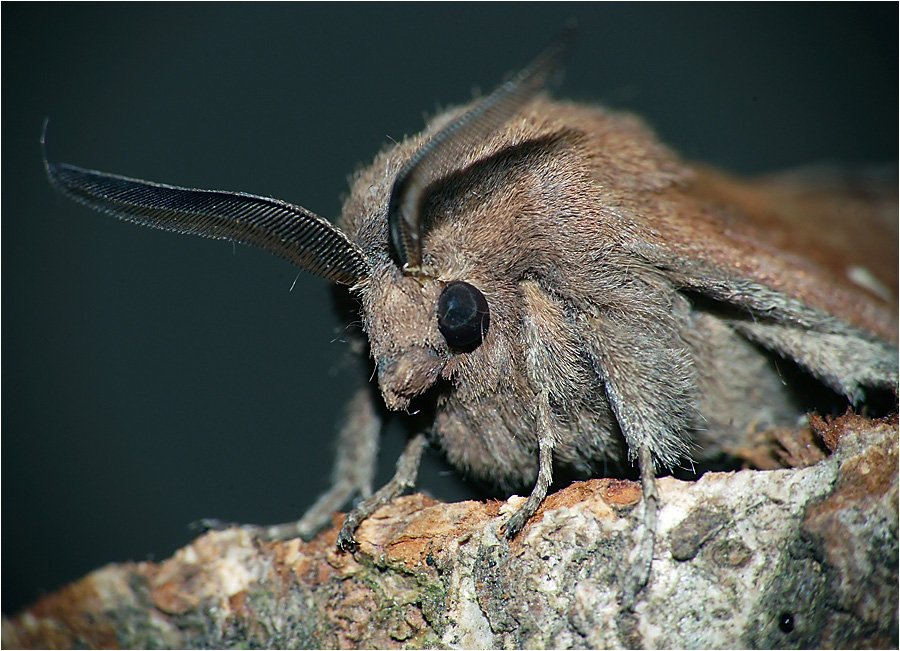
[638,165,898,400]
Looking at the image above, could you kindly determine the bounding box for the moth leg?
[503,389,555,539]
[620,444,659,610]
[196,387,381,542]
[337,431,427,551]
[582,312,696,604]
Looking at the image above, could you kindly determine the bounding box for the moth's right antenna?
[44,127,370,286]
[387,23,578,276]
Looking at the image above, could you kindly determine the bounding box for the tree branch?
[4,414,897,649]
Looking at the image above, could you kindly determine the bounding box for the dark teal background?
[4,4,896,613]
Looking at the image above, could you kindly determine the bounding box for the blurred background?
[4,4,896,614]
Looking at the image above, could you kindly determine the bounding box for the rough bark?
[3,414,897,650]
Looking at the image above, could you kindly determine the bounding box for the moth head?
[357,256,498,411]
[352,27,574,409]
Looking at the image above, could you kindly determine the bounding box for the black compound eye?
[437,281,490,349]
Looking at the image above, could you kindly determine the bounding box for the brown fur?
[338,98,896,493]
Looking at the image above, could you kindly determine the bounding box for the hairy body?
[338,97,895,496]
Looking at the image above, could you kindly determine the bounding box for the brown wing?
[645,164,898,342]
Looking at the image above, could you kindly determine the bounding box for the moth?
[45,28,898,563]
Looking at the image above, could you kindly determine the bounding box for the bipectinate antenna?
[44,139,369,285]
[387,24,577,275]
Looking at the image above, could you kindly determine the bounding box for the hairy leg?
[620,444,659,609]
[502,389,555,539]
[338,432,427,550]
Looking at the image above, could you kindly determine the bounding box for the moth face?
[342,136,571,413]
[359,260,494,411]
